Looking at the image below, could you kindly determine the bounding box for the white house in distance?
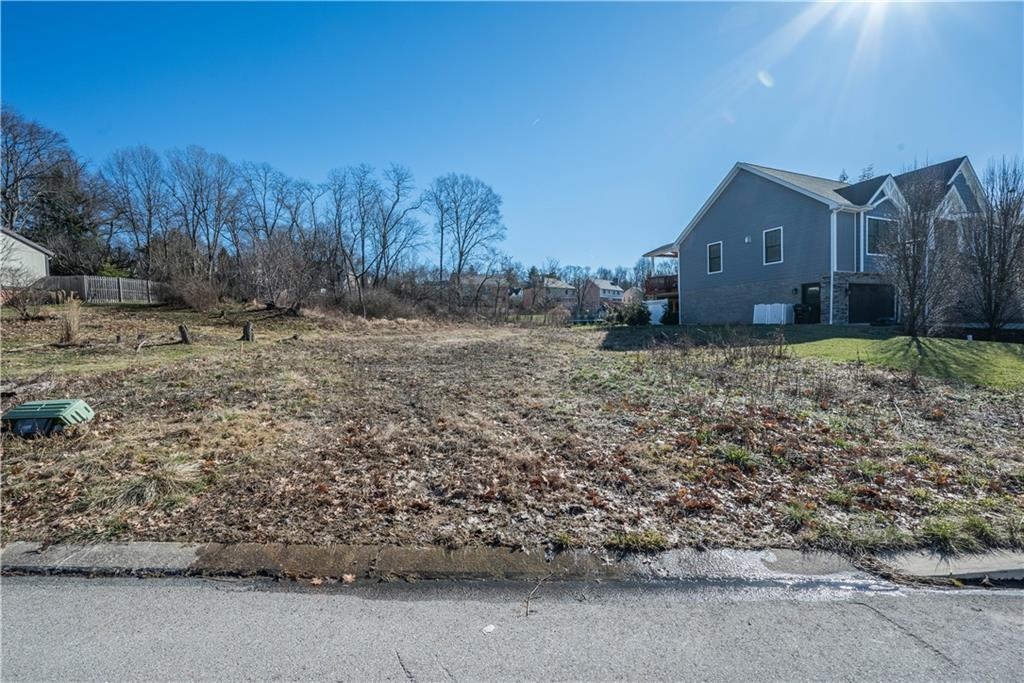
[1,228,53,287]
[582,278,623,312]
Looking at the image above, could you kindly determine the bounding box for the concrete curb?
[1,542,867,584]
[883,550,1024,582]
[6,541,1019,584]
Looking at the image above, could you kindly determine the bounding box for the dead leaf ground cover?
[2,305,1022,556]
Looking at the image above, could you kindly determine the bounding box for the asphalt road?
[2,575,1022,681]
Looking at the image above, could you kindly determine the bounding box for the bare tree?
[1,107,74,233]
[166,146,239,281]
[562,264,592,314]
[103,146,167,278]
[961,158,1024,333]
[425,174,505,303]
[238,161,290,241]
[878,172,960,336]
[423,178,450,301]
[372,164,423,286]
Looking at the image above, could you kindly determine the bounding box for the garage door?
[848,284,895,324]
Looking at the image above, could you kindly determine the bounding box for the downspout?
[675,244,682,322]
[829,209,838,324]
[857,211,864,272]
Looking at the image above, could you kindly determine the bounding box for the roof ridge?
[893,156,967,179]
[742,162,849,187]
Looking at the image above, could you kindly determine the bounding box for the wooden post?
[240,321,254,342]
[178,324,192,344]
[146,280,152,304]
[117,277,124,303]
[82,276,89,302]
[116,334,123,345]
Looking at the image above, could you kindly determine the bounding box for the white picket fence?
[36,276,170,304]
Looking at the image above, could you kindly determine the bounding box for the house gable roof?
[1,228,55,257]
[742,164,856,208]
[670,163,852,249]
[662,156,977,253]
[836,175,888,205]
[893,156,966,193]
[589,278,623,292]
[542,277,574,290]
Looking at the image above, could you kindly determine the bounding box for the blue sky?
[2,1,1021,268]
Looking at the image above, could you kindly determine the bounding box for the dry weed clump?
[57,295,81,344]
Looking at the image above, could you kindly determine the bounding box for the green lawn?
[787,333,1024,391]
[604,324,1024,391]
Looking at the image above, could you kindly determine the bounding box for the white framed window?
[706,241,722,274]
[866,217,891,256]
[763,226,783,265]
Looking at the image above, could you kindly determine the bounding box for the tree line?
[2,106,662,316]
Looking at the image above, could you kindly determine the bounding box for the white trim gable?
[938,183,969,220]
[948,158,986,212]
[867,175,905,210]
[673,163,839,248]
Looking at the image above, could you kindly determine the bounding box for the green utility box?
[1,399,95,436]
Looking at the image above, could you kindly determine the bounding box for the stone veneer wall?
[820,272,893,324]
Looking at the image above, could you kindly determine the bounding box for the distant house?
[581,278,624,312]
[1,228,53,287]
[522,277,576,311]
[622,286,643,304]
[644,157,989,325]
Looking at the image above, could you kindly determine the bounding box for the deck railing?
[644,274,678,297]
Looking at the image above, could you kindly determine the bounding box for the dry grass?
[2,305,1022,555]
[57,296,81,344]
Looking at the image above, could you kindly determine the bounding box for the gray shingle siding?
[677,168,830,324]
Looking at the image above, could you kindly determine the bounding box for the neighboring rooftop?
[589,279,623,292]
[533,277,574,290]
[1,228,55,256]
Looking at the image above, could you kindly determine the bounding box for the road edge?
[2,541,1020,585]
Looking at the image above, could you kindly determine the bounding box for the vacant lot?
[2,305,1022,556]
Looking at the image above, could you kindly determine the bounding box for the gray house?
[644,157,983,325]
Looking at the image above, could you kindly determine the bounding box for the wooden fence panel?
[36,276,169,304]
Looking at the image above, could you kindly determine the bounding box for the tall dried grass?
[58,295,81,344]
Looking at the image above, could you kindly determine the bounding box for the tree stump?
[115,334,123,345]
[178,325,192,345]
[240,321,255,342]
